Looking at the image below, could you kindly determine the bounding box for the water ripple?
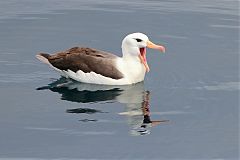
[0,72,54,83]
[0,0,238,21]
[25,127,115,136]
[195,82,240,91]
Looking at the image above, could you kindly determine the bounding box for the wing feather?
[39,47,124,80]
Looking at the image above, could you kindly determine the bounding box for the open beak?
[138,47,150,72]
[139,40,166,73]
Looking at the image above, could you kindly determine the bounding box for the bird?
[36,32,165,85]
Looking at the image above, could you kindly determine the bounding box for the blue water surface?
[0,0,239,159]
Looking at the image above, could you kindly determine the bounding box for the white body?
[48,56,146,85]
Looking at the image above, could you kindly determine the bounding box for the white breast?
[116,57,146,84]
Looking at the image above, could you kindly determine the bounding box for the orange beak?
[147,40,166,53]
[139,40,166,73]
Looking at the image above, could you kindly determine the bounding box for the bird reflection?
[37,77,168,136]
[119,90,168,135]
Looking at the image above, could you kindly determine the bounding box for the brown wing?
[41,47,124,80]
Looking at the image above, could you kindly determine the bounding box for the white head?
[121,32,165,72]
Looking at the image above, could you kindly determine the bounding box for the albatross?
[36,32,165,85]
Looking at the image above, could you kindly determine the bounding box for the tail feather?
[36,53,51,65]
[36,53,66,76]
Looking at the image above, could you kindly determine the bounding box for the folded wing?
[38,47,124,80]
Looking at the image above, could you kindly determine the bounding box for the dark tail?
[36,53,51,64]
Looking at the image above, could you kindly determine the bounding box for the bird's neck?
[121,46,139,62]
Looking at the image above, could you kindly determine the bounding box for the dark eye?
[135,38,143,42]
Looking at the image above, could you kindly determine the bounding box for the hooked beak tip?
[159,46,166,53]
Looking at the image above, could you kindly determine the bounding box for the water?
[0,0,239,159]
